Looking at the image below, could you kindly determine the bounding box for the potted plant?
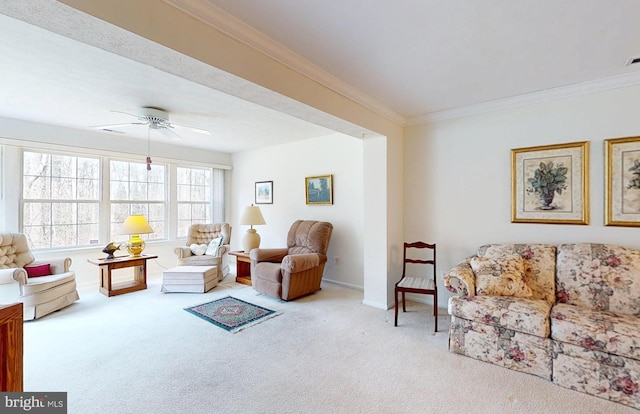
[627,159,640,190]
[526,161,568,209]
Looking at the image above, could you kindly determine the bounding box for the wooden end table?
[229,251,251,286]
[88,254,158,297]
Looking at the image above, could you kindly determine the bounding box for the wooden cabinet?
[0,303,23,392]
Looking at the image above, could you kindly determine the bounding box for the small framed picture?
[305,174,333,205]
[255,181,273,204]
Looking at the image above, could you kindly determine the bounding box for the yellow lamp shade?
[120,215,153,256]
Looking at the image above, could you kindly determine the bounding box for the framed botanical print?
[511,141,589,224]
[605,136,640,226]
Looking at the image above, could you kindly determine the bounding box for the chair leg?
[394,288,399,326]
[434,294,438,332]
[402,291,406,312]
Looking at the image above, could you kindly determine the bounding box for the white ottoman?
[161,266,218,293]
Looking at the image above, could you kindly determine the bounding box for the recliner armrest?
[0,268,27,285]
[250,248,288,263]
[174,246,193,259]
[282,253,321,273]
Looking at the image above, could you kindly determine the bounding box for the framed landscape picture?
[255,181,273,204]
[305,174,333,205]
[605,136,640,226]
[511,141,589,224]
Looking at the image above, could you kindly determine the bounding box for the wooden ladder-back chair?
[394,241,438,332]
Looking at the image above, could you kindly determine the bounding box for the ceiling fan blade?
[109,109,139,118]
[90,122,146,129]
[172,123,212,136]
[158,127,183,140]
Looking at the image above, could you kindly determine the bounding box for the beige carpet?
[23,277,635,414]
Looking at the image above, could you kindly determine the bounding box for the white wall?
[231,133,365,289]
[405,84,640,309]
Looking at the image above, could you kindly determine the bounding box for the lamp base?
[126,234,146,257]
[242,229,261,253]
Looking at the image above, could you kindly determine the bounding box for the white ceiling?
[205,0,640,119]
[1,0,640,153]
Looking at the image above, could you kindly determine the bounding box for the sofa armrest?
[32,257,71,274]
[0,268,27,285]
[443,257,475,297]
[282,253,321,273]
[174,246,193,259]
[250,248,288,263]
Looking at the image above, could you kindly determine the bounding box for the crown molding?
[165,0,640,129]
[164,0,406,127]
[408,71,640,125]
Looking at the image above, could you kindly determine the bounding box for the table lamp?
[120,215,154,257]
[239,205,266,253]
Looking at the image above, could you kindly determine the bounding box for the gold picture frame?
[605,136,640,226]
[305,174,333,205]
[511,141,589,224]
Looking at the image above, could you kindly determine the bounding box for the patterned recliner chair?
[250,220,333,301]
[174,223,231,281]
[0,233,79,320]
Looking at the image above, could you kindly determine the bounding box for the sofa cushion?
[448,295,552,338]
[551,303,640,361]
[21,272,77,295]
[556,243,640,316]
[470,255,532,298]
[478,244,556,303]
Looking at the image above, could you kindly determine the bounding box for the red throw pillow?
[24,263,51,277]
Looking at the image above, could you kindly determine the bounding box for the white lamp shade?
[120,215,154,235]
[239,205,266,226]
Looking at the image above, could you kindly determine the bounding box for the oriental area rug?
[184,296,280,333]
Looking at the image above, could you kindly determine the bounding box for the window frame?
[15,145,227,252]
[21,149,102,249]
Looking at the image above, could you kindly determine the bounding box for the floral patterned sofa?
[444,243,640,410]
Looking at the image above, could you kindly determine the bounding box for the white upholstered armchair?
[0,233,79,320]
[174,223,231,281]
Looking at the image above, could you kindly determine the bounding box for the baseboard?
[322,278,363,291]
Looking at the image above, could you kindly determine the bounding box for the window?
[18,146,227,250]
[177,166,212,237]
[22,151,100,249]
[110,160,166,242]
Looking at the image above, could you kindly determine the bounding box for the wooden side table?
[88,255,158,297]
[229,251,251,286]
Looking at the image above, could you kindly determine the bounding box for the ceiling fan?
[91,106,212,140]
